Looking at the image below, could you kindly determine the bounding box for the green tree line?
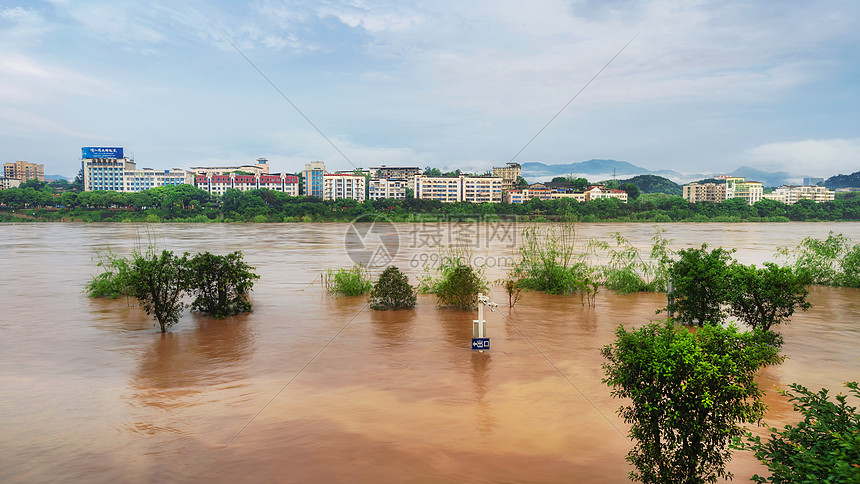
[4,184,860,223]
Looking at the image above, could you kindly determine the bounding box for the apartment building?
[492,162,521,190]
[725,177,763,205]
[683,182,727,203]
[413,175,503,203]
[4,160,44,182]
[585,186,629,202]
[368,178,408,200]
[763,185,835,204]
[302,161,326,197]
[195,173,299,197]
[323,173,366,201]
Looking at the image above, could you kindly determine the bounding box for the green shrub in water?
[369,266,416,310]
[325,264,372,296]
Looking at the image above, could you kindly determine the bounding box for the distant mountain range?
[44,174,70,181]
[521,159,798,187]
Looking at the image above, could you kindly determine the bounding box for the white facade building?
[368,178,408,200]
[323,173,366,201]
[763,185,836,204]
[413,175,503,203]
[0,176,21,190]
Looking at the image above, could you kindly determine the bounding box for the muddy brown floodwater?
[1,222,858,483]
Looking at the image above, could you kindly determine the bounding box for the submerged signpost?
[472,293,497,351]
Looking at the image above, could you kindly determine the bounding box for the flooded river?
[1,222,858,483]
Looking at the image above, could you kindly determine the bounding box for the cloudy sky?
[1,0,858,178]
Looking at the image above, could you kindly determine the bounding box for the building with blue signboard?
[81,147,192,192]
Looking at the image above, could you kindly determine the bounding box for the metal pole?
[477,293,484,338]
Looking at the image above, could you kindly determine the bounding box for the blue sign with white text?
[82,147,123,159]
[471,338,490,350]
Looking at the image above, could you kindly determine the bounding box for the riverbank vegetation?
[87,247,259,331]
[4,184,860,223]
[369,266,417,310]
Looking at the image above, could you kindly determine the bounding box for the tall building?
[763,185,835,204]
[323,173,366,201]
[725,177,763,205]
[302,161,326,197]
[3,161,44,182]
[81,147,192,192]
[803,177,824,186]
[413,175,503,203]
[492,162,521,190]
[683,182,727,203]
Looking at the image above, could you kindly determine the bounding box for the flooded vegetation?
[1,222,859,483]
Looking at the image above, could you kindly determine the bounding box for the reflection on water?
[0,222,858,483]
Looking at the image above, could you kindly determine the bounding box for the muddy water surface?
[1,222,858,483]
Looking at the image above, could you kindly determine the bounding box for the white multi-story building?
[82,147,193,192]
[323,173,366,201]
[725,177,763,205]
[413,175,503,203]
[0,176,22,190]
[368,178,408,200]
[195,173,299,197]
[763,185,835,204]
[504,185,626,204]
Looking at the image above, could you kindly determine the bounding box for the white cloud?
[0,51,111,104]
[742,139,860,176]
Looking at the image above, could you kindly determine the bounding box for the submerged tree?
[127,249,189,333]
[733,382,860,483]
[668,244,735,325]
[727,262,812,332]
[187,251,259,318]
[601,321,783,484]
[369,266,416,310]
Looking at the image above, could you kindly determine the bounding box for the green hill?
[617,175,682,196]
[823,170,860,189]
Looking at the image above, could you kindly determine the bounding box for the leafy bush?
[187,251,260,318]
[86,249,133,299]
[325,264,372,296]
[127,248,189,333]
[369,266,416,310]
[733,381,860,483]
[435,262,487,310]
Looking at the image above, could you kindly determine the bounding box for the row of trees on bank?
[5,183,860,223]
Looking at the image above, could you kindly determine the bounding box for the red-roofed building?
[195,173,299,196]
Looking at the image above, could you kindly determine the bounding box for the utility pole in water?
[472,293,497,351]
